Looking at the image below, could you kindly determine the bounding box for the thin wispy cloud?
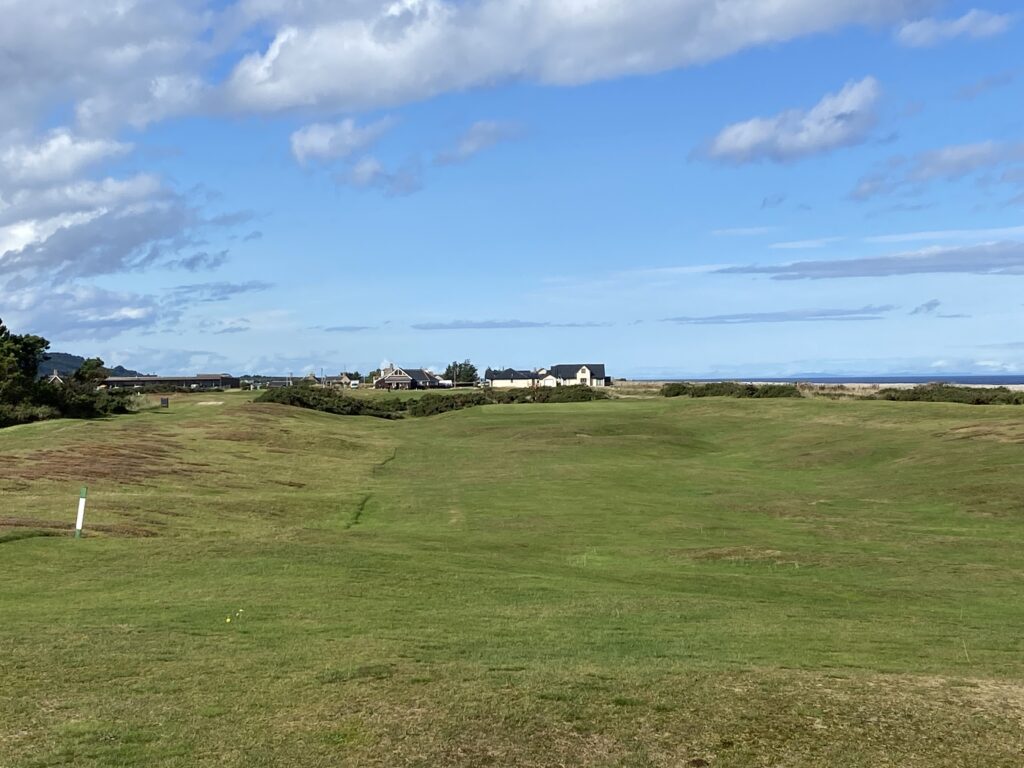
[663,305,896,324]
[852,141,1024,200]
[412,319,608,331]
[322,325,375,332]
[897,9,1013,47]
[770,237,843,250]
[435,121,521,165]
[910,299,941,315]
[703,77,880,163]
[955,71,1015,100]
[865,225,1024,244]
[712,227,778,237]
[720,241,1024,280]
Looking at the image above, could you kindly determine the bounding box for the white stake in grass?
[75,486,87,539]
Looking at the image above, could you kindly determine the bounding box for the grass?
[2,391,1024,766]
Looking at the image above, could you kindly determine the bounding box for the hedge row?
[660,382,802,399]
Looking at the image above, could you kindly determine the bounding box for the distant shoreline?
[630,376,1024,388]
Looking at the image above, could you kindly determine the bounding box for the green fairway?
[2,392,1023,766]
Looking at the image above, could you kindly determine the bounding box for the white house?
[484,368,539,388]
[537,364,609,387]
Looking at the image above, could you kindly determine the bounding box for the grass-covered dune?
[2,391,1024,766]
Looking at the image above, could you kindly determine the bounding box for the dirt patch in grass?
[0,516,157,538]
[942,423,1024,444]
[0,441,190,484]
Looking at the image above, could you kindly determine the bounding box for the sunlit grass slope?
[2,392,1023,766]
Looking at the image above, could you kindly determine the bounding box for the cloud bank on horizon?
[1,0,1023,377]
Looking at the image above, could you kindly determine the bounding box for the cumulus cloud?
[0,130,131,186]
[3,283,162,341]
[703,77,881,163]
[223,2,925,113]
[0,197,250,282]
[719,241,1024,280]
[663,306,896,324]
[897,9,1012,47]
[435,120,521,165]
[0,2,213,133]
[290,117,393,164]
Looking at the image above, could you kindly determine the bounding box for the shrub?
[530,385,608,403]
[255,385,404,419]
[660,382,801,399]
[869,384,1024,405]
[408,391,490,417]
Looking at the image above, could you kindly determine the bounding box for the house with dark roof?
[484,368,540,389]
[373,365,440,390]
[538,364,609,388]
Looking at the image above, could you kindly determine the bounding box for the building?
[103,373,240,390]
[373,365,441,390]
[538,364,609,387]
[484,368,540,388]
[323,372,361,388]
[45,369,66,386]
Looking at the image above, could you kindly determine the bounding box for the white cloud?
[290,117,393,164]
[223,2,924,113]
[705,77,881,163]
[0,130,130,186]
[897,9,1012,47]
[435,120,520,164]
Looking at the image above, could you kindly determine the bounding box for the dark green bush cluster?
[407,391,489,417]
[254,385,404,419]
[487,384,608,404]
[869,384,1024,405]
[660,381,802,399]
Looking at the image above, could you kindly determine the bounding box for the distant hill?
[39,352,146,380]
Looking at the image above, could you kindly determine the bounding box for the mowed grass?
[2,392,1024,767]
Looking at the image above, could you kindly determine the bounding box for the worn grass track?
[2,392,1024,766]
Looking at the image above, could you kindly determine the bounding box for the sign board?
[160,397,170,408]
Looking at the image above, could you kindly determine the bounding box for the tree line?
[0,318,130,428]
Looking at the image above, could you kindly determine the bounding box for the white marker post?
[75,486,87,539]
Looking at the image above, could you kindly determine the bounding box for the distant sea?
[659,375,1024,386]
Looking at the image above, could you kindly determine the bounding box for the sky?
[2,0,1023,378]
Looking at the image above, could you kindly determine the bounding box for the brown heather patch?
[942,422,1024,444]
[0,441,192,483]
[0,516,156,538]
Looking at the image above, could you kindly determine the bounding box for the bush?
[255,385,404,419]
[869,384,1024,405]
[408,391,490,417]
[660,382,801,399]
[530,385,609,403]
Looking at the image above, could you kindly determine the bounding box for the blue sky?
[2,0,1023,377]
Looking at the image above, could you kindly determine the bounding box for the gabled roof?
[405,368,438,383]
[485,368,538,381]
[548,363,606,380]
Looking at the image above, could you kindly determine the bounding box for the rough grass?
[2,391,1024,766]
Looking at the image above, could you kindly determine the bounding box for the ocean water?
[664,376,1024,386]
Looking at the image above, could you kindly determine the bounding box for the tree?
[0,318,49,404]
[73,357,109,386]
[444,359,478,385]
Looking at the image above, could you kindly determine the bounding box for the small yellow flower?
[226,618,231,623]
